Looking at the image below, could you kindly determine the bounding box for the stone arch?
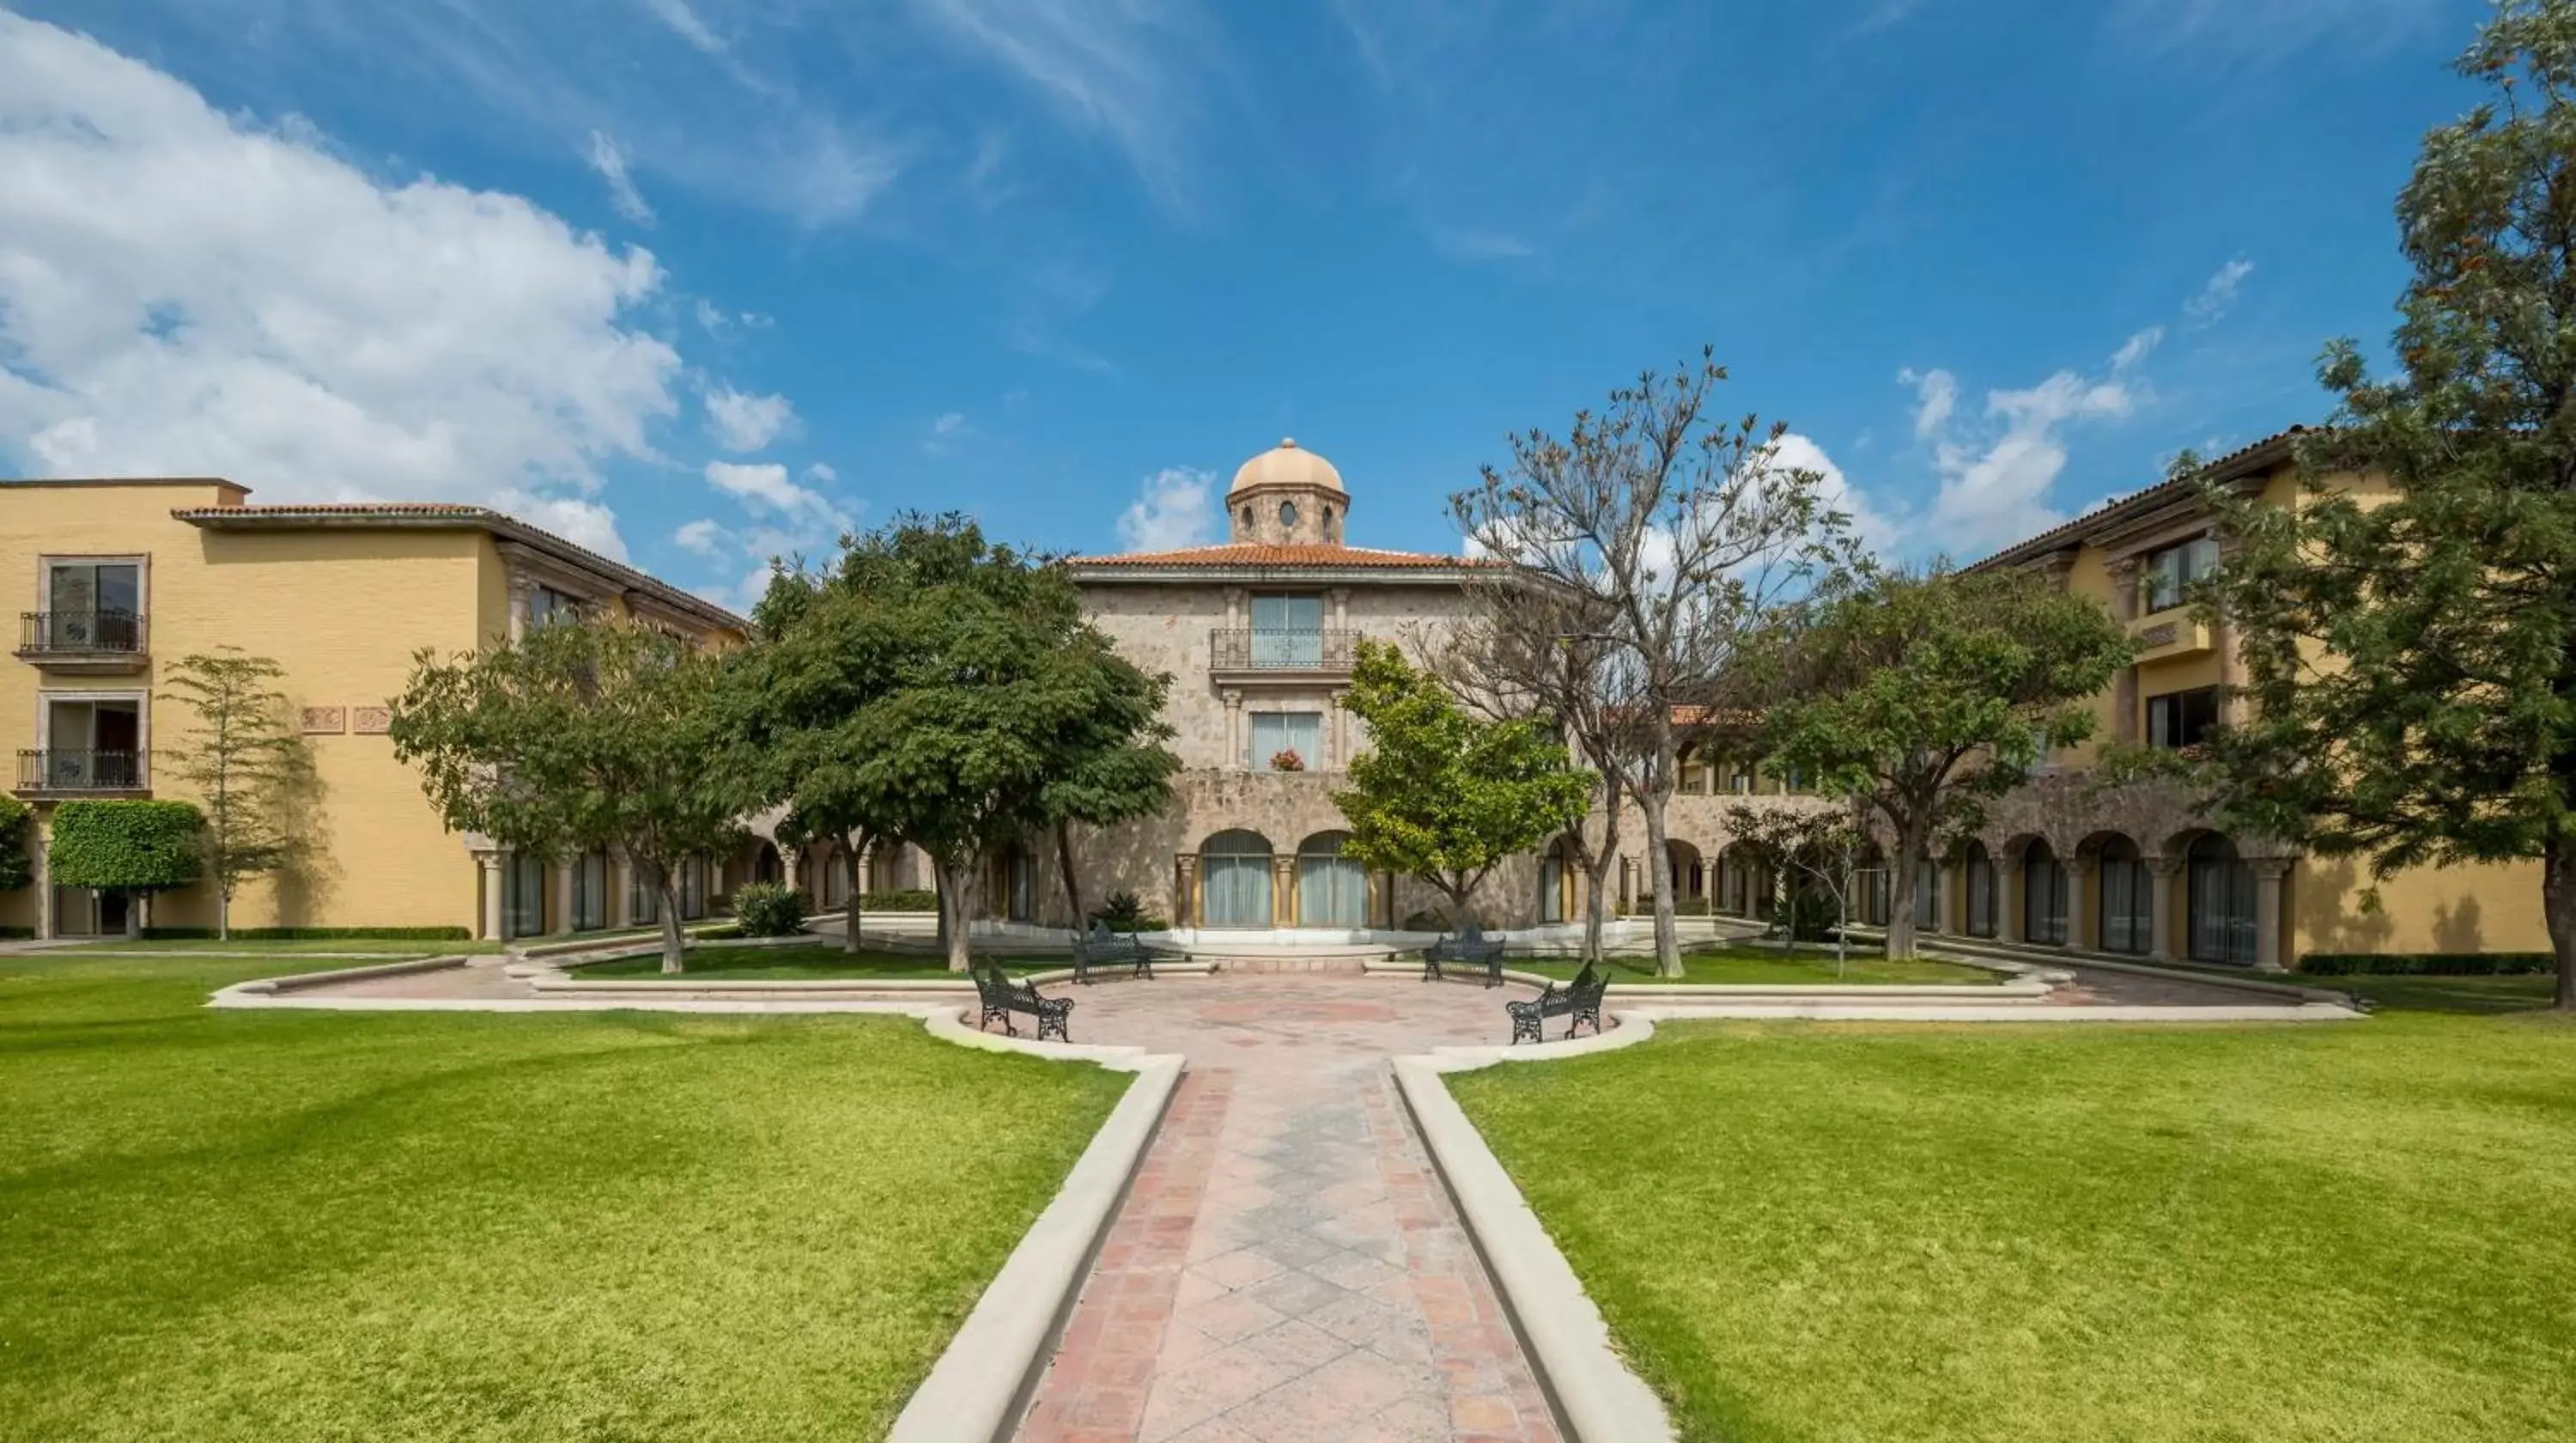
[1200,829,1275,929]
[1665,838,1706,910]
[1294,830,1367,929]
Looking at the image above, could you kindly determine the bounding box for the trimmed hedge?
[139,926,474,941]
[47,801,202,893]
[2297,952,2554,977]
[0,925,32,940]
[0,795,32,892]
[857,889,938,913]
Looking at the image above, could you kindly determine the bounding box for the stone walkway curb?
[228,953,477,994]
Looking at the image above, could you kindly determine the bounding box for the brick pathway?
[1016,977,1560,1443]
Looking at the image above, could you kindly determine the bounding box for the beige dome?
[1229,438,1345,495]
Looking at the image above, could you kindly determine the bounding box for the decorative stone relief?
[301,706,347,734]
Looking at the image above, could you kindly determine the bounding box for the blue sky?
[0,1,2486,609]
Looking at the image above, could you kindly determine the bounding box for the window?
[2147,687,2221,749]
[504,853,547,938]
[2141,534,2220,612]
[572,849,609,931]
[43,560,143,650]
[1200,831,1273,928]
[1249,594,1325,667]
[2188,834,2258,965]
[1279,501,1299,528]
[2099,836,2151,954]
[526,584,587,628]
[42,696,143,788]
[1251,710,1324,770]
[1914,858,1939,929]
[1964,843,1997,938]
[1297,831,1368,928]
[629,863,662,925]
[2021,841,2069,946]
[678,856,707,920]
[1241,505,1255,529]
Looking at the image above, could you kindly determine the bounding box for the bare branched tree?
[1454,349,1852,977]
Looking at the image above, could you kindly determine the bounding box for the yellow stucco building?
[2,478,749,941]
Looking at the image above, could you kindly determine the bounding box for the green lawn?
[1452,985,2576,1441]
[574,944,1058,980]
[1522,943,2001,987]
[45,936,502,955]
[0,951,1127,1442]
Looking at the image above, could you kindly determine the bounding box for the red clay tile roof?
[169,501,748,630]
[1967,426,2308,572]
[1071,542,1489,570]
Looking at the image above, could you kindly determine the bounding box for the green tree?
[746,516,1178,971]
[1760,566,2133,959]
[390,618,750,973]
[0,795,33,893]
[1455,349,1852,975]
[160,648,314,940]
[1333,640,1595,929]
[1722,799,1870,969]
[2194,0,2576,1010]
[47,800,202,935]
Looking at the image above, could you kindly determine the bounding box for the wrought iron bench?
[972,964,1075,1043]
[1507,964,1607,1044]
[1421,924,1507,988]
[1072,922,1159,983]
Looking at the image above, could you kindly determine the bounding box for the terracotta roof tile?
[1071,541,1487,570]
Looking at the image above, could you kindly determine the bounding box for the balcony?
[16,611,149,674]
[2128,608,2214,664]
[1210,628,1358,683]
[15,749,149,798]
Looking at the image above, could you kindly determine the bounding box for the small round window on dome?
[1241,506,1255,528]
[1280,501,1299,528]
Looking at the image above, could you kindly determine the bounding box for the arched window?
[2098,836,2151,953]
[1539,837,1569,923]
[1964,842,1997,937]
[1241,505,1255,529]
[1296,831,1367,928]
[2021,840,2068,946]
[1914,857,1939,929]
[1279,500,1299,528]
[1200,830,1274,929]
[2188,833,2257,965]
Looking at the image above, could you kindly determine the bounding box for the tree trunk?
[1055,819,1085,932]
[657,877,687,974]
[1439,874,1478,931]
[1638,790,1680,977]
[217,886,232,943]
[844,839,866,955]
[937,854,974,972]
[1885,815,1924,959]
[2547,834,2576,1011]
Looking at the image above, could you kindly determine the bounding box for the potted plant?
[1269,747,1306,773]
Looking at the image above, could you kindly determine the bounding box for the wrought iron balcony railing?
[15,749,148,793]
[19,610,146,655]
[1209,628,1358,673]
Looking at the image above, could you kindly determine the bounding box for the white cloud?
[642,0,727,57]
[1116,466,1217,552]
[1432,228,1535,261]
[804,461,838,483]
[586,130,655,226]
[933,411,969,435]
[912,0,1204,209]
[1911,364,2139,557]
[1899,368,1957,440]
[0,14,693,561]
[704,386,798,452]
[2111,326,2163,374]
[1760,432,1901,557]
[2185,257,2255,326]
[703,460,843,527]
[673,516,730,558]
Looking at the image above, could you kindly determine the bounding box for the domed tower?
[1228,439,1346,545]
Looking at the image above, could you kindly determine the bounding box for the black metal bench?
[1072,922,1159,983]
[1421,923,1506,988]
[1508,964,1607,1044]
[972,964,1074,1042]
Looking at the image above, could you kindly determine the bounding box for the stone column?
[2251,858,2293,971]
[507,572,533,642]
[1328,586,1349,630]
[551,859,576,935]
[1224,587,1245,631]
[1173,854,1200,928]
[1931,862,1953,935]
[780,843,802,893]
[2065,856,2096,953]
[1222,688,1244,771]
[33,817,52,941]
[2148,855,2184,962]
[1272,854,1297,929]
[857,845,877,898]
[1329,689,1350,770]
[478,850,505,941]
[608,850,632,929]
[1999,855,2026,943]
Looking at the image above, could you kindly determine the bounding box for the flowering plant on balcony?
[1268,747,1307,772]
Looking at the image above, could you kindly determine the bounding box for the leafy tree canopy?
[161,648,314,939]
[2194,0,2576,1008]
[1333,640,1595,926]
[1759,565,2132,957]
[0,795,33,892]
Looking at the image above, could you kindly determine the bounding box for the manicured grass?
[46,936,502,955]
[1451,993,2576,1441]
[2297,970,2561,1014]
[0,951,1127,1441]
[575,944,1058,980]
[1522,943,2001,986]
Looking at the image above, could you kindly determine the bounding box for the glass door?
[1249,594,1324,667]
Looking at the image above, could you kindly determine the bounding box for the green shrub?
[0,925,33,940]
[138,925,474,941]
[1088,891,1168,932]
[48,801,202,894]
[2296,952,2553,977]
[730,882,809,937]
[858,888,938,912]
[0,795,32,892]
[1777,892,1838,941]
